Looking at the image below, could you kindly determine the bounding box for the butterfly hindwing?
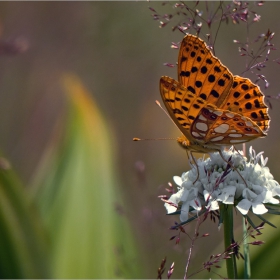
[190,107,266,146]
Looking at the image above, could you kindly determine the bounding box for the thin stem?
[243,217,251,279]
[220,204,237,279]
[184,214,200,279]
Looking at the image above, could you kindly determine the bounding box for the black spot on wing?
[199,93,207,100]
[245,102,252,109]
[187,86,196,94]
[214,66,221,72]
[210,90,219,98]
[218,79,225,86]
[191,67,198,73]
[201,66,207,74]
[241,84,249,91]
[208,75,215,83]
[223,73,231,80]
[254,99,261,108]
[251,112,258,119]
[233,92,240,98]
[165,99,174,103]
[244,93,251,99]
[180,71,190,77]
[181,57,187,63]
[173,108,183,115]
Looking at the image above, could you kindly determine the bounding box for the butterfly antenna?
[133,100,182,142]
[155,100,182,134]
[133,137,176,142]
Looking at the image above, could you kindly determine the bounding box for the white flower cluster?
[164,147,280,222]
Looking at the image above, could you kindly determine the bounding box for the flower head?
[164,147,280,221]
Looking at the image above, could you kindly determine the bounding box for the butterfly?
[160,34,270,153]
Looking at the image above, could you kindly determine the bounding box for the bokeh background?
[0,1,280,278]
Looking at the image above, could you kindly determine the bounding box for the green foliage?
[240,215,280,278]
[31,74,141,278]
[0,74,140,278]
[0,159,50,278]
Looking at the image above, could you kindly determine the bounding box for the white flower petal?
[208,200,219,211]
[252,203,268,215]
[164,202,177,214]
[180,202,190,222]
[190,199,202,211]
[243,188,257,200]
[180,189,189,202]
[203,190,212,202]
[173,176,182,186]
[188,188,198,200]
[217,186,236,204]
[182,180,195,189]
[263,190,279,204]
[236,199,251,215]
[251,184,264,194]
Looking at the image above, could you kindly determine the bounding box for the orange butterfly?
[160,34,270,153]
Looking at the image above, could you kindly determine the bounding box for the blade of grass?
[0,158,50,278]
[31,74,141,278]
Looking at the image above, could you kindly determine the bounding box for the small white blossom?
[163,147,280,221]
[236,188,268,215]
[165,173,202,222]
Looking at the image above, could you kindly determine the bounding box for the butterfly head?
[177,136,218,153]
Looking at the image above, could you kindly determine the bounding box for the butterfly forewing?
[178,34,234,107]
[160,76,208,141]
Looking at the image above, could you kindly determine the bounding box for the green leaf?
[32,74,141,278]
[0,158,50,278]
[239,214,280,278]
[255,214,276,228]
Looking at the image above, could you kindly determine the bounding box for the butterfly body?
[160,35,270,153]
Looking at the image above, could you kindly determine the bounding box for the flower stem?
[220,204,237,279]
[243,217,251,278]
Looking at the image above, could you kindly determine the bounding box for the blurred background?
[0,1,279,278]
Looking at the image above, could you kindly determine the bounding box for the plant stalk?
[243,217,251,278]
[220,204,237,279]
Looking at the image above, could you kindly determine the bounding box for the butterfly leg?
[185,151,200,184]
[218,150,248,188]
[190,151,200,184]
[232,145,244,157]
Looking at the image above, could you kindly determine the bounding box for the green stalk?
[243,217,251,278]
[220,204,237,279]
